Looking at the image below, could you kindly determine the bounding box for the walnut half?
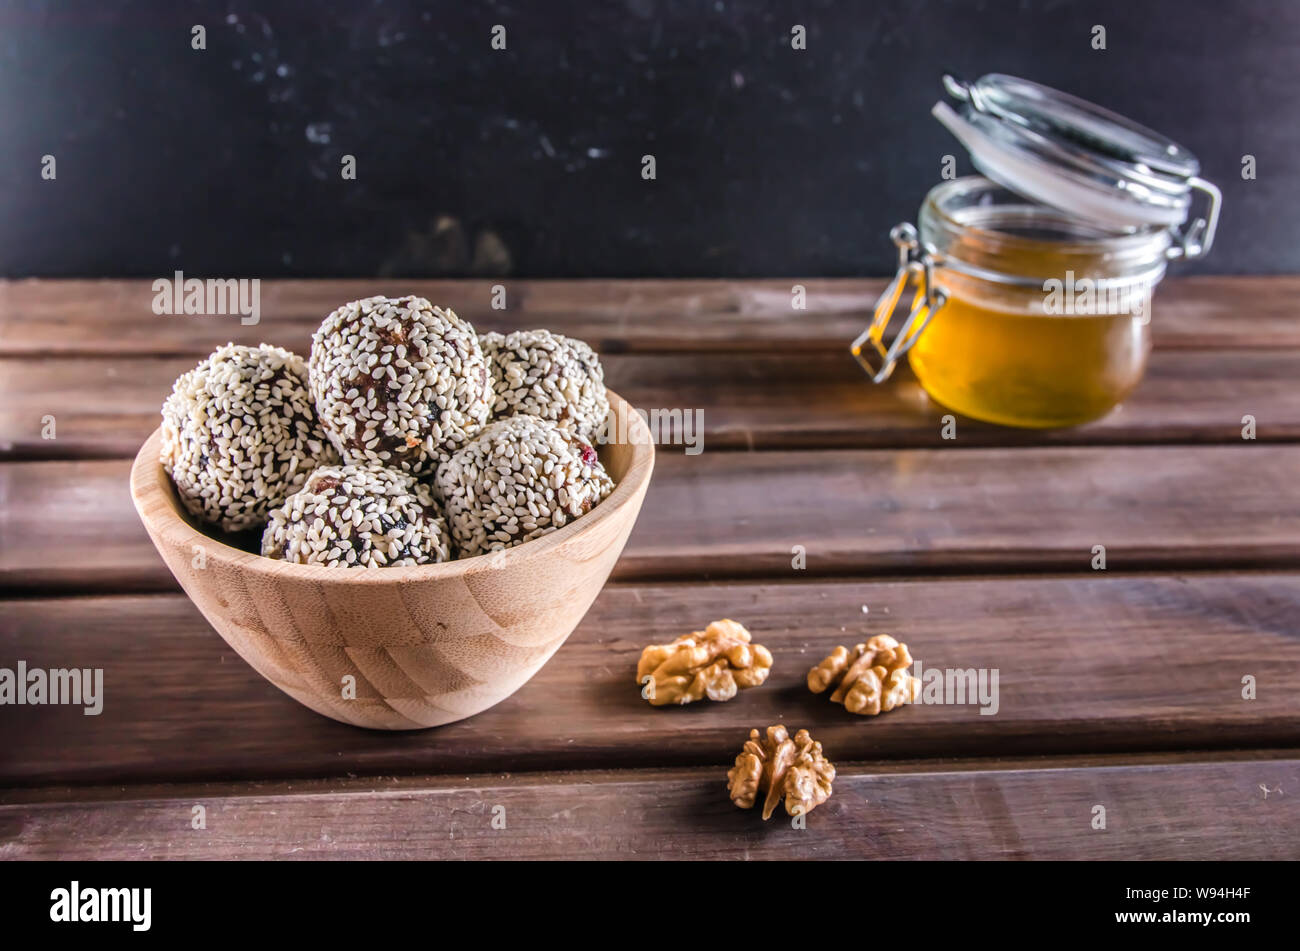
[636,619,773,706]
[727,725,835,820]
[807,634,920,716]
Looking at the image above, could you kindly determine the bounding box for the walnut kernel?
[807,634,920,716]
[726,725,835,820]
[636,619,773,706]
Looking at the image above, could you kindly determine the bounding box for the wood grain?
[623,444,1300,579]
[3,573,1297,786]
[5,348,1299,461]
[1,276,1295,356]
[5,444,1298,595]
[3,276,1299,861]
[3,752,1296,859]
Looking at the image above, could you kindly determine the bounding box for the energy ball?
[262,464,452,568]
[436,414,615,557]
[310,295,494,476]
[480,329,610,440]
[161,343,336,533]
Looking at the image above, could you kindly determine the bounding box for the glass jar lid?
[932,73,1220,260]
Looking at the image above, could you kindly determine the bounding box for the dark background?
[1,0,1296,278]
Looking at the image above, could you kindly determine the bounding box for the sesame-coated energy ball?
[436,414,615,557]
[161,343,337,533]
[310,296,494,476]
[480,329,610,441]
[262,464,452,568]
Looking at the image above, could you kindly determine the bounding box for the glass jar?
[852,73,1221,429]
[909,177,1170,427]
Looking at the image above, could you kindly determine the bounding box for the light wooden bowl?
[130,391,654,730]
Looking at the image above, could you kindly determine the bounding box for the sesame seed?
[160,343,338,532]
[435,414,614,558]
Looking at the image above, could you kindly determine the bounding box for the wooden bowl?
[129,391,654,730]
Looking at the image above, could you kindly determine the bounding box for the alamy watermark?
[152,270,260,325]
[597,400,704,455]
[912,661,999,715]
[1043,270,1152,324]
[50,882,150,931]
[0,661,103,715]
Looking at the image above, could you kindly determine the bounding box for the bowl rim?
[130,389,655,584]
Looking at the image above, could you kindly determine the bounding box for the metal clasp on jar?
[850,223,949,383]
[1167,177,1222,261]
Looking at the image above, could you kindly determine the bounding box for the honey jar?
[852,73,1221,428]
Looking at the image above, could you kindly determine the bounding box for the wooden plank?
[2,574,1297,786]
[0,357,174,460]
[4,349,1299,461]
[3,444,1298,595]
[2,753,1296,859]
[1,276,1295,356]
[0,277,874,357]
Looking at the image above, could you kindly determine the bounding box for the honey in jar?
[853,73,1220,429]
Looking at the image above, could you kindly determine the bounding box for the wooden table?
[1,277,1298,859]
